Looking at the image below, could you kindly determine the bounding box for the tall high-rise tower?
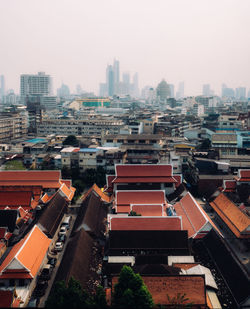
[106,65,114,96]
[0,75,5,100]
[113,59,120,94]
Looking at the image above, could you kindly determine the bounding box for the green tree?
[113,265,153,309]
[63,135,79,147]
[93,285,107,309]
[45,277,91,308]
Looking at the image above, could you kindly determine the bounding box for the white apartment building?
[37,118,124,137]
[20,72,52,104]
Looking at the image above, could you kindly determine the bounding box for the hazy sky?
[0,0,249,96]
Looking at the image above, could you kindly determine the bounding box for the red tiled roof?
[116,206,131,213]
[174,192,211,238]
[210,193,250,238]
[0,272,32,279]
[0,191,32,207]
[173,175,182,188]
[223,180,236,192]
[110,217,182,231]
[0,225,51,278]
[0,227,7,239]
[238,169,250,181]
[172,263,199,270]
[112,176,177,184]
[116,190,166,209]
[112,275,206,306]
[131,204,165,216]
[115,164,173,177]
[60,179,72,188]
[0,171,61,188]
[104,175,115,193]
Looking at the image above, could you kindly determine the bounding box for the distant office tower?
[202,84,211,96]
[132,72,139,97]
[57,83,70,98]
[168,84,175,98]
[76,84,83,95]
[113,59,120,94]
[0,75,5,99]
[235,87,246,99]
[20,72,52,104]
[221,84,235,97]
[122,72,130,95]
[176,81,184,99]
[156,79,171,101]
[99,83,107,97]
[106,65,114,96]
[248,89,250,98]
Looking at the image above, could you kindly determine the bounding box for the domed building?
[156,79,171,101]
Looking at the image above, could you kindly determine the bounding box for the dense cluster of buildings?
[0,69,249,308]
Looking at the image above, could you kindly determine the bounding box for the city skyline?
[0,0,250,96]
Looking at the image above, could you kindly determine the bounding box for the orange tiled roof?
[112,275,206,306]
[0,225,51,278]
[59,183,76,202]
[174,192,221,238]
[40,193,53,204]
[210,193,250,238]
[173,175,182,188]
[81,184,111,203]
[110,216,182,231]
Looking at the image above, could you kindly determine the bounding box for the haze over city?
[0,0,250,95]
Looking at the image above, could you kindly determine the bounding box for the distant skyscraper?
[202,84,211,96]
[20,72,52,104]
[221,84,235,97]
[0,75,5,99]
[168,84,175,98]
[156,79,171,101]
[122,72,130,95]
[113,59,120,94]
[106,65,114,96]
[176,81,184,99]
[132,72,139,97]
[99,83,107,97]
[57,83,70,97]
[235,87,246,99]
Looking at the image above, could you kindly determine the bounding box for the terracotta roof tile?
[110,217,182,231]
[112,275,206,306]
[223,180,236,192]
[173,175,182,188]
[0,225,51,278]
[59,183,75,201]
[210,193,250,238]
[116,191,166,212]
[174,192,218,238]
[0,191,32,207]
[131,204,165,216]
[0,171,61,188]
[172,263,199,270]
[60,179,72,188]
[112,176,177,184]
[115,164,173,177]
